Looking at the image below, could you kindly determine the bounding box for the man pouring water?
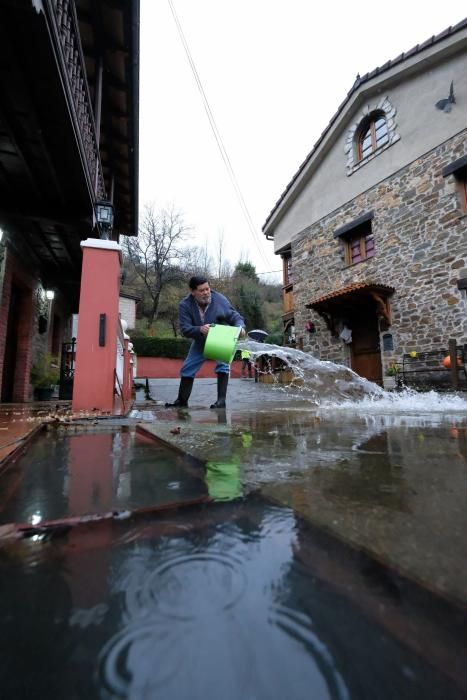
[165,276,246,409]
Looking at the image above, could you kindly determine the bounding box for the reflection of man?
[166,276,246,409]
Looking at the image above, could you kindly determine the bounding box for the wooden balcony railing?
[283,287,294,314]
[47,0,106,200]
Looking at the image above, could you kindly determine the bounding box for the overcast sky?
[138,1,466,280]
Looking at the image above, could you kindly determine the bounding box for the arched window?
[357,112,389,161]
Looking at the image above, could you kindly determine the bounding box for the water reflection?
[1,498,464,698]
[0,428,208,524]
[205,460,242,501]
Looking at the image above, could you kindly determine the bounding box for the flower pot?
[383,376,396,390]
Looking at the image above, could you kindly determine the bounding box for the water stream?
[239,339,383,403]
[238,340,467,415]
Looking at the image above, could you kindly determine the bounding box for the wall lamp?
[95,200,114,240]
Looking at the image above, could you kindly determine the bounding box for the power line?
[167,0,271,269]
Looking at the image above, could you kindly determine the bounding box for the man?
[166,276,246,409]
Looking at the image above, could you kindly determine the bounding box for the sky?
[138,1,466,281]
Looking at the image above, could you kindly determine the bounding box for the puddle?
[0,428,207,526]
[1,498,465,699]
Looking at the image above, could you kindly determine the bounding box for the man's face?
[192,282,211,306]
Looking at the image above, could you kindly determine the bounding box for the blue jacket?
[179,290,245,345]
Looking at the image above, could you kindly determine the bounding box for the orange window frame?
[458,175,467,214]
[344,225,374,266]
[357,113,388,161]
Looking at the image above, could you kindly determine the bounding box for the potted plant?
[383,363,398,390]
[30,352,60,400]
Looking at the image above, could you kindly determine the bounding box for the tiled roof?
[263,18,467,233]
[307,282,395,307]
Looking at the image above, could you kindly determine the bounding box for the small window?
[345,222,375,265]
[282,253,293,286]
[382,333,394,351]
[441,157,467,215]
[357,112,389,162]
[456,169,467,214]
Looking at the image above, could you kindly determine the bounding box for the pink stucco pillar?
[72,239,122,413]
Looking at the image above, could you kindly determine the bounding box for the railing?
[47,0,106,199]
[400,342,467,391]
[59,337,76,400]
[115,321,125,400]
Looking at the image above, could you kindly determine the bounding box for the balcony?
[283,285,294,315]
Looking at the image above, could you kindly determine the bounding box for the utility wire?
[168,0,271,269]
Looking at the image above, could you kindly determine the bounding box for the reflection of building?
[263,21,467,385]
[0,1,139,404]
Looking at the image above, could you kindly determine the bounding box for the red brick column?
[0,249,35,402]
[72,239,122,413]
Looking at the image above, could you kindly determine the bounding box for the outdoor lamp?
[45,289,55,301]
[95,200,114,240]
[0,228,3,243]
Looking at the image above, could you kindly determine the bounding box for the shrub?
[131,336,192,358]
[265,332,283,346]
[30,352,60,388]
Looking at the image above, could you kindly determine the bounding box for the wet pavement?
[1,498,467,699]
[132,379,467,606]
[1,377,467,698]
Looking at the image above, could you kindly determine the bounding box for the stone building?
[262,19,467,385]
[119,293,140,331]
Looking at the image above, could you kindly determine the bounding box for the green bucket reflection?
[205,459,242,501]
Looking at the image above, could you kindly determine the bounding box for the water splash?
[239,340,383,402]
[319,388,467,417]
[239,341,467,415]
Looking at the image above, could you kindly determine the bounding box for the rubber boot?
[165,376,194,407]
[210,373,229,409]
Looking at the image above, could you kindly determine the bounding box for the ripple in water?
[270,605,350,700]
[97,622,181,697]
[125,551,247,621]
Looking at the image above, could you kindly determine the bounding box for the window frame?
[343,222,375,266]
[282,252,293,287]
[357,111,389,162]
[456,171,467,214]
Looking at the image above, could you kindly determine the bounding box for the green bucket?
[203,324,241,363]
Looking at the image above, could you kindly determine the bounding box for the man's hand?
[239,327,246,338]
[200,324,211,336]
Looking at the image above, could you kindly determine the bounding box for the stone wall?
[291,131,467,371]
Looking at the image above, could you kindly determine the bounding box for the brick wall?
[0,249,37,401]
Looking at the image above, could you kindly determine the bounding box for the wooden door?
[350,314,382,384]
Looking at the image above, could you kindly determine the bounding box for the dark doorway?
[1,284,21,402]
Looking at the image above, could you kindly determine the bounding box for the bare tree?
[122,204,190,327]
[215,229,225,280]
